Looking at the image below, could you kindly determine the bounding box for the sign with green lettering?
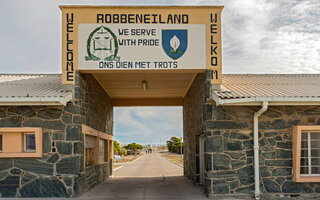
[78,24,205,70]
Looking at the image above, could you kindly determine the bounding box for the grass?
[156,146,168,151]
[161,154,183,167]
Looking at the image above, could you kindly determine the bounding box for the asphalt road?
[113,152,183,177]
[2,152,208,200]
[79,152,208,200]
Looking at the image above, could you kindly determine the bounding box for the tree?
[123,142,143,150]
[166,137,183,153]
[118,148,127,156]
[113,140,121,155]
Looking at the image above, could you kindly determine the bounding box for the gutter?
[0,92,73,106]
[253,101,268,200]
[212,94,271,199]
[211,95,320,106]
[210,93,320,199]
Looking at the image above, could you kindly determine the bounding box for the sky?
[114,107,182,145]
[0,0,319,145]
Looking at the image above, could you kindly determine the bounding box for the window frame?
[0,133,3,152]
[85,135,95,166]
[82,124,113,167]
[0,128,42,158]
[293,126,320,182]
[99,139,106,163]
[24,133,36,152]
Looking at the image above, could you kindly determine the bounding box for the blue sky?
[114,107,182,145]
[0,0,319,145]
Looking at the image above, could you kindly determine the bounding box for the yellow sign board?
[60,6,223,86]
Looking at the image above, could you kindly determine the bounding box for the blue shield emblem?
[162,30,188,60]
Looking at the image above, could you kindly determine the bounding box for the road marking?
[160,154,183,168]
[113,165,123,171]
[114,154,145,164]
[128,154,145,164]
[112,154,145,177]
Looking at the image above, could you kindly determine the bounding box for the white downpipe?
[253,101,268,200]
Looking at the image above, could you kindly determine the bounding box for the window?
[0,128,42,158]
[0,133,2,152]
[99,139,105,163]
[293,126,320,182]
[85,135,95,166]
[24,133,36,152]
[82,124,113,167]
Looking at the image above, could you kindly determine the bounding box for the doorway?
[78,106,208,199]
[76,71,208,199]
[113,106,183,178]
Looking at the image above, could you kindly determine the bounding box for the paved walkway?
[2,152,207,200]
[113,152,183,177]
[79,152,208,200]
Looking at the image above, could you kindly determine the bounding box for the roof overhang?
[210,94,320,106]
[0,93,73,106]
[83,70,202,107]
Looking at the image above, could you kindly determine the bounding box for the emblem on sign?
[162,30,188,60]
[85,26,120,61]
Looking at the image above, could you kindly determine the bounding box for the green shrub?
[119,148,127,156]
[113,140,121,154]
[166,137,183,153]
[123,142,143,150]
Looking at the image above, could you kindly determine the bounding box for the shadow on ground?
[79,176,208,200]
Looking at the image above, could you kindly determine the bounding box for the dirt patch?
[161,153,183,167]
[114,154,143,163]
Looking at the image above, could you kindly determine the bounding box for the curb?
[160,154,183,168]
[113,165,123,171]
[128,153,145,164]
[113,154,145,165]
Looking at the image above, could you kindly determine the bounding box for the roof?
[59,5,224,9]
[0,74,72,106]
[1,73,319,106]
[212,74,320,106]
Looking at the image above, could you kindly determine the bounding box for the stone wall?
[73,72,114,196]
[74,162,112,195]
[75,72,113,134]
[205,105,320,199]
[183,71,211,184]
[0,72,113,197]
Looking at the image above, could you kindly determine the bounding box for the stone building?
[203,74,320,199]
[0,72,319,199]
[0,73,113,197]
[0,4,320,200]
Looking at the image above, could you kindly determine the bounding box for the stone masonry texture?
[183,71,211,187]
[2,70,319,199]
[0,72,113,198]
[205,105,320,199]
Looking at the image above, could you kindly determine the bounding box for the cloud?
[114,107,182,145]
[218,0,320,73]
[1,0,319,145]
[1,0,319,73]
